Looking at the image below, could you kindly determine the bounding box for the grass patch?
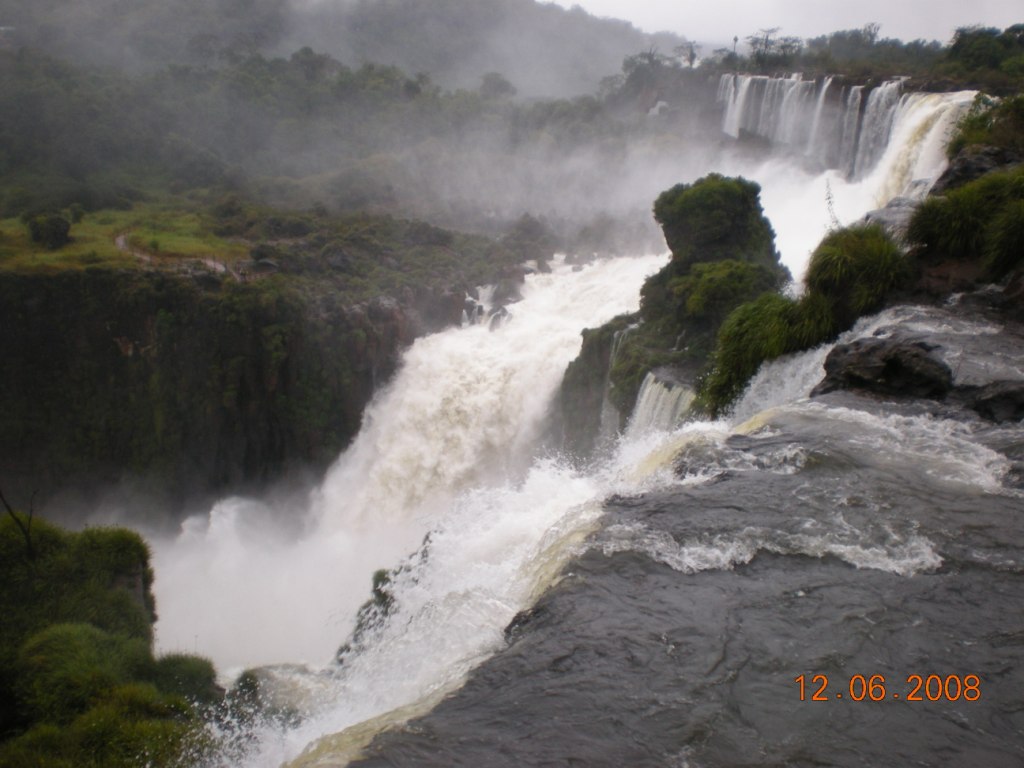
[0,201,247,273]
[907,165,1024,279]
[124,207,248,262]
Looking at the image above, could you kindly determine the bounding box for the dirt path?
[114,231,245,280]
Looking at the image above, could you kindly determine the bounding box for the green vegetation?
[0,512,217,766]
[0,202,247,273]
[699,223,908,415]
[583,175,789,417]
[700,165,1024,416]
[0,189,530,503]
[652,174,778,271]
[26,213,71,249]
[704,23,1024,94]
[941,25,1024,93]
[669,260,782,329]
[803,224,909,327]
[907,165,1024,279]
[698,293,799,410]
[946,93,1024,158]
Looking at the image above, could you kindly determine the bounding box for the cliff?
[0,218,524,509]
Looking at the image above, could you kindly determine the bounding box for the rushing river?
[142,83,1024,766]
[347,304,1024,767]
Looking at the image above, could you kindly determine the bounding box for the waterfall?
[151,254,666,675]
[625,371,695,437]
[597,323,636,444]
[717,73,971,187]
[130,66,989,767]
[852,79,904,177]
[719,80,974,279]
[806,76,833,160]
[838,85,864,175]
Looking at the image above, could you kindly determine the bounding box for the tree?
[1,489,35,563]
[948,26,1004,70]
[652,173,779,272]
[479,72,516,99]
[27,213,71,249]
[746,27,780,65]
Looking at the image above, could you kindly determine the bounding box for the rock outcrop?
[812,338,954,399]
[931,145,1022,194]
[811,298,1024,426]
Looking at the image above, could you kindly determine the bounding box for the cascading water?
[852,78,905,176]
[144,74,1016,768]
[717,73,972,186]
[341,298,1024,768]
[150,253,668,763]
[625,372,695,437]
[717,79,975,280]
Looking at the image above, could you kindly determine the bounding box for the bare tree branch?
[1,488,36,562]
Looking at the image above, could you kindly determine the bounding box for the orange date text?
[794,674,981,702]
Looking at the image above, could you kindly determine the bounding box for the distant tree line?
[703,23,1024,94]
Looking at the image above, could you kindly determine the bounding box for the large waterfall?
[144,75,1023,768]
[716,75,975,280]
[717,73,974,183]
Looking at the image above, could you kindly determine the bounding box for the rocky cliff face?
[559,174,787,459]
[0,268,481,510]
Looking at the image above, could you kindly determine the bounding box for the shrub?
[947,93,1024,157]
[15,623,152,724]
[0,517,155,651]
[699,224,905,415]
[150,654,221,706]
[787,292,839,350]
[653,174,778,270]
[669,259,783,329]
[986,199,1024,278]
[906,196,953,258]
[0,516,158,734]
[805,223,909,327]
[0,684,204,768]
[907,166,1024,279]
[699,293,798,415]
[27,214,71,249]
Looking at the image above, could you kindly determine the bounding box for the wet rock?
[812,338,953,399]
[863,196,918,239]
[967,381,1024,423]
[931,145,1023,194]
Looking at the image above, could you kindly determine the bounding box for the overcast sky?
[550,0,1022,46]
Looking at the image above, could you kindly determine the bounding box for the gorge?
[141,77,1023,767]
[3,10,1024,766]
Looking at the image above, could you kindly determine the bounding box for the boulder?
[931,145,1023,194]
[863,196,918,239]
[967,381,1024,423]
[812,337,953,399]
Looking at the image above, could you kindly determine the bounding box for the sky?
[550,0,1022,47]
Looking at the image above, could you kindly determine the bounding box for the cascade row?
[717,74,917,178]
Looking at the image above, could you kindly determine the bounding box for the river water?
[348,306,1024,767]
[140,85,1024,766]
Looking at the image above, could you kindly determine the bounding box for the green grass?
[124,207,248,261]
[0,202,247,273]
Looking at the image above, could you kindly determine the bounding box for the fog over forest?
[2,0,732,252]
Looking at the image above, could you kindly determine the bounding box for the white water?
[722,87,975,280]
[139,77,992,766]
[718,75,975,279]
[152,254,666,675]
[626,372,694,437]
